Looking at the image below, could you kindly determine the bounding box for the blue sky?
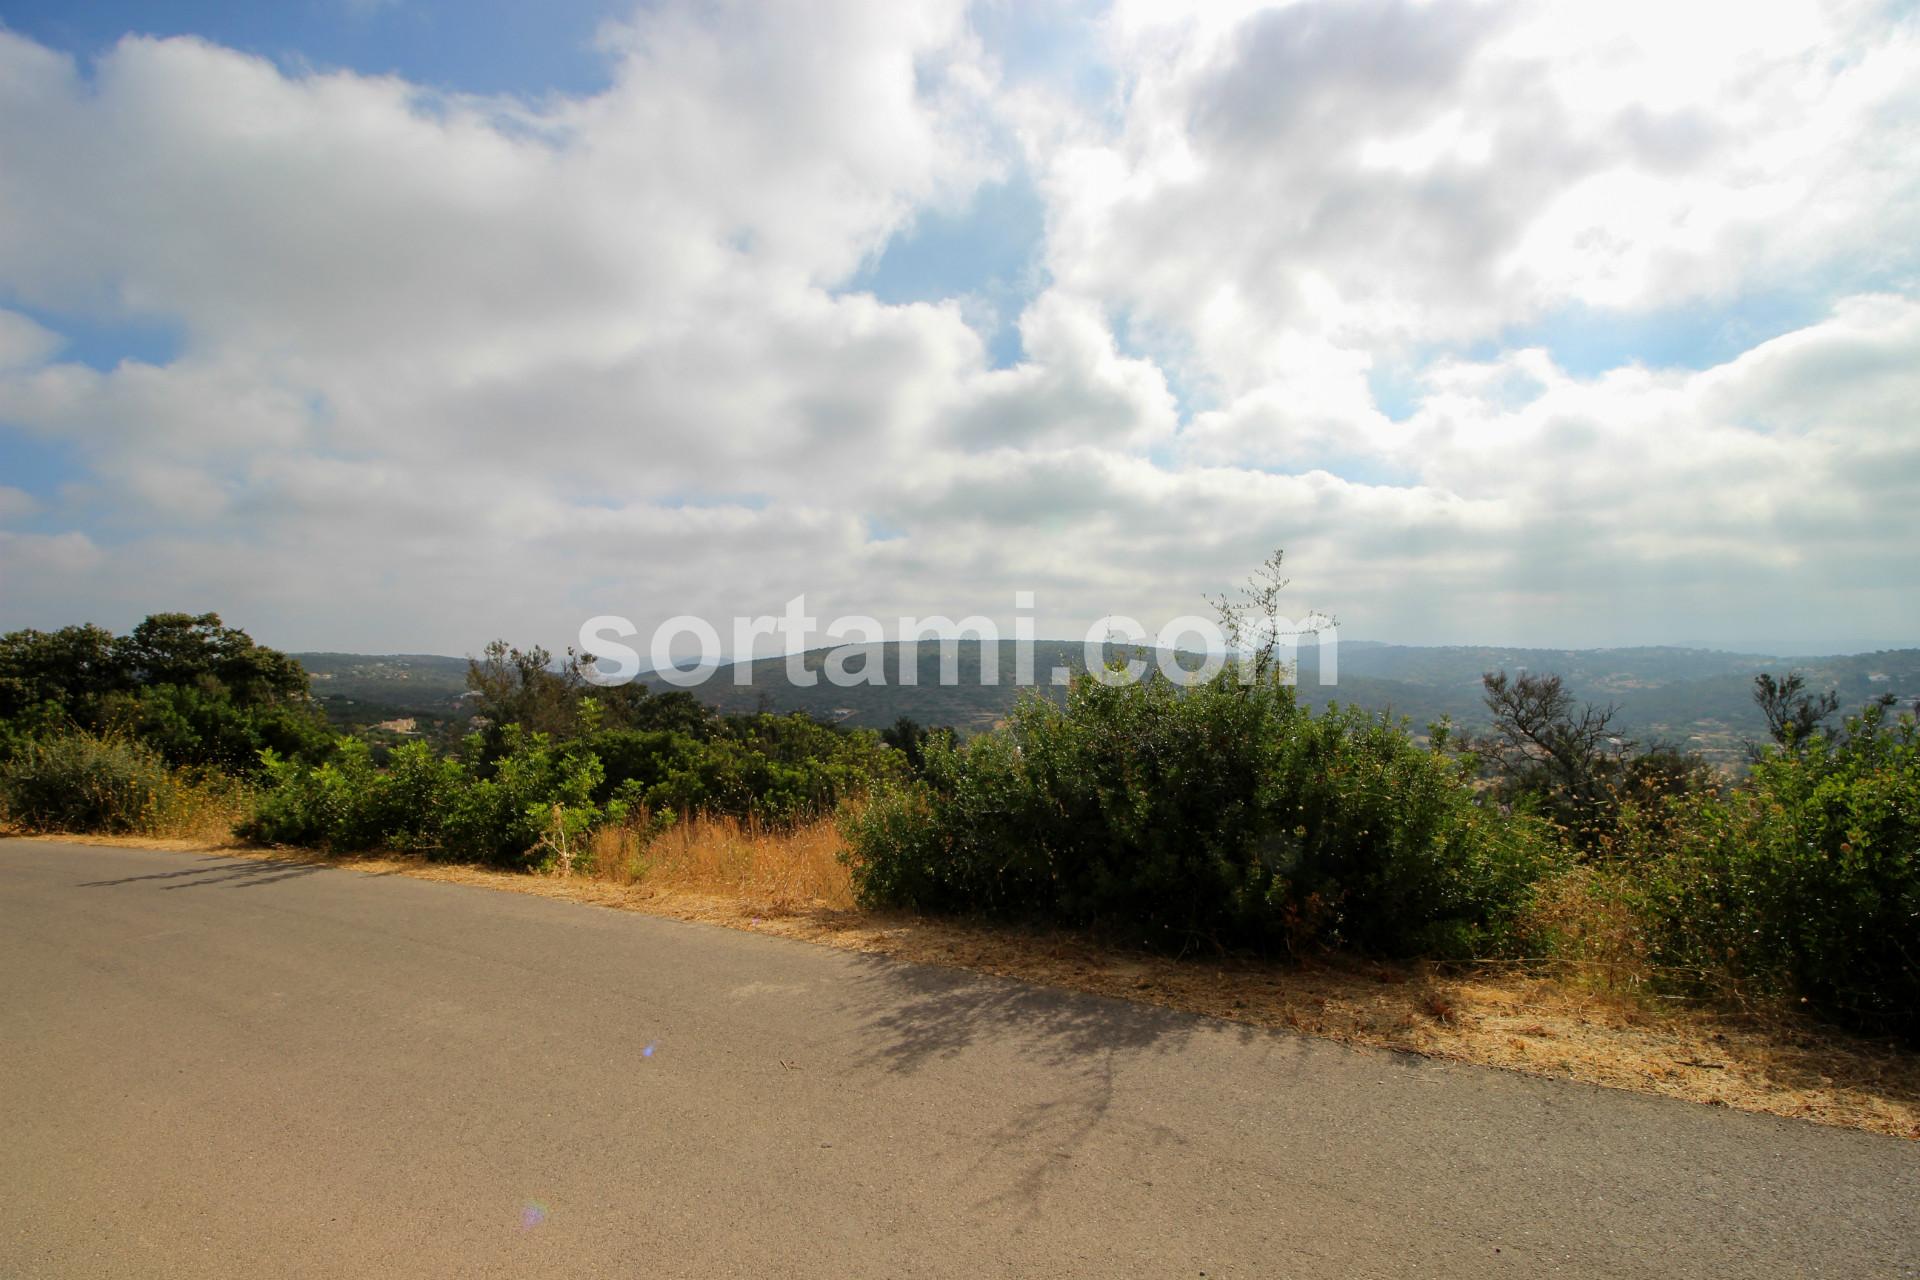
[849,168,1048,370]
[0,0,623,97]
[1,0,1916,654]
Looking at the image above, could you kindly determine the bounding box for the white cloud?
[944,290,1177,450]
[0,310,61,371]
[0,4,1915,653]
[1040,0,1920,386]
[0,530,103,578]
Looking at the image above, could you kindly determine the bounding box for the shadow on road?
[843,951,1229,1075]
[839,950,1259,1221]
[79,855,329,891]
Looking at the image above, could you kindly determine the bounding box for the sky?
[0,0,1917,658]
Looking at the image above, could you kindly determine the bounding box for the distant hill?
[643,641,1920,766]
[294,653,475,729]
[295,643,1920,767]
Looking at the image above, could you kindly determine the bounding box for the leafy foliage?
[843,668,1562,958]
[1751,670,1841,750]
[0,623,122,722]
[878,716,951,774]
[244,695,902,866]
[465,641,596,760]
[0,614,330,773]
[442,730,609,866]
[244,730,609,868]
[1622,700,1920,1038]
[0,731,240,836]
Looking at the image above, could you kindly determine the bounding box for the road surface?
[2,839,1915,1278]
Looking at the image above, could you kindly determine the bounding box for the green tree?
[0,613,326,772]
[1751,671,1840,752]
[1473,670,1633,847]
[0,624,123,723]
[465,641,592,761]
[114,612,309,704]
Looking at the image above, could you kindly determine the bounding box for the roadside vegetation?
[2,561,1915,1057]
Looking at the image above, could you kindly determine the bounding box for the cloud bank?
[1,0,1916,654]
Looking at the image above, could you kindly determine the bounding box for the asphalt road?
[2,839,1915,1278]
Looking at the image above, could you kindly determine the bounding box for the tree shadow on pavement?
[837,949,1256,1221]
[79,855,329,890]
[841,950,1225,1076]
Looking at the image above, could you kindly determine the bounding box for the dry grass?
[1520,864,1655,996]
[143,772,256,843]
[20,822,1919,1141]
[582,813,856,912]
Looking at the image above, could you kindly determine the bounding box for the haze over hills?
[295,653,476,736]
[295,643,1920,767]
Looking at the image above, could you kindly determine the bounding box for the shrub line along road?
[3,839,1915,1278]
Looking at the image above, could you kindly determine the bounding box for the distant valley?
[295,642,1920,767]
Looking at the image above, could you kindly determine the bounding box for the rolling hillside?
[294,653,475,731]
[294,643,1920,766]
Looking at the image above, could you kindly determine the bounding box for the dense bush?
[582,713,901,823]
[442,731,608,866]
[244,731,610,868]
[1622,701,1919,1039]
[245,738,458,853]
[242,709,895,868]
[116,681,335,774]
[842,669,1563,958]
[0,731,235,835]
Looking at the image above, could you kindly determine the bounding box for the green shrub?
[1625,702,1919,1039]
[441,729,608,867]
[244,728,613,868]
[838,784,947,908]
[0,731,237,836]
[244,738,463,852]
[585,713,901,825]
[842,670,1562,958]
[215,633,897,859]
[118,681,334,775]
[374,739,469,848]
[244,739,371,849]
[1266,705,1562,957]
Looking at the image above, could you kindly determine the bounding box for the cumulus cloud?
[0,1,1915,654]
[1044,0,1920,383]
[944,291,1178,450]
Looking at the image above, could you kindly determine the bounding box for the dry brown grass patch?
[584,812,854,914]
[1521,864,1655,996]
[145,772,255,843]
